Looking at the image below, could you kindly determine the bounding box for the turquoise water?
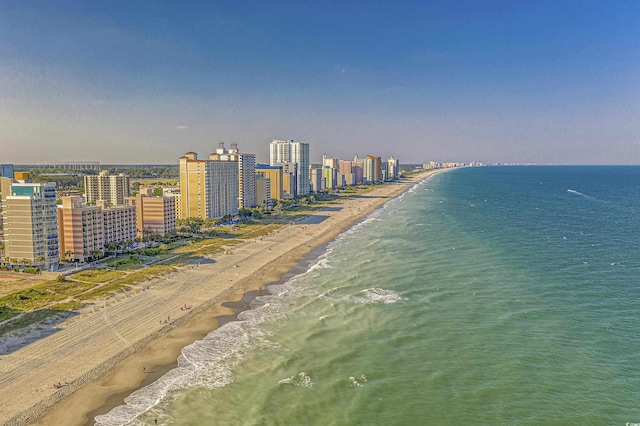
[98,166,640,425]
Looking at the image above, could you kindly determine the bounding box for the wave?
[278,372,313,388]
[345,288,406,305]
[95,177,421,425]
[94,306,283,426]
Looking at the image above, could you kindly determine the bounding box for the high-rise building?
[309,167,324,192]
[255,175,271,208]
[269,139,310,196]
[57,196,104,263]
[364,155,382,183]
[4,183,59,270]
[179,151,239,219]
[84,171,131,205]
[256,164,283,200]
[209,142,257,209]
[387,157,400,180]
[238,152,256,209]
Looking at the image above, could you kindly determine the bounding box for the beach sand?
[0,171,439,426]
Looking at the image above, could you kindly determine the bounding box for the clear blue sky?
[1,1,638,164]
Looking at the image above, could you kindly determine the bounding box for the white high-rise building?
[269,139,310,196]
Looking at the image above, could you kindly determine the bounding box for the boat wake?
[567,189,606,202]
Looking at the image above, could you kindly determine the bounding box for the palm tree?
[105,243,118,258]
[123,240,133,254]
[65,250,74,262]
[89,250,103,261]
[36,256,45,269]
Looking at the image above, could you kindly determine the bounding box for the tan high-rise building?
[256,165,283,201]
[4,183,59,270]
[255,175,271,208]
[179,151,239,219]
[57,196,104,262]
[364,155,382,183]
[125,194,176,238]
[84,171,131,205]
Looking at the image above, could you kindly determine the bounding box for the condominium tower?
[179,151,239,219]
[4,183,59,270]
[84,171,131,205]
[57,196,104,263]
[269,139,310,196]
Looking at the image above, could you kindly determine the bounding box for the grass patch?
[0,308,69,337]
[51,300,85,311]
[0,280,96,312]
[237,224,281,239]
[111,265,177,286]
[0,304,21,322]
[70,269,126,283]
[76,282,130,300]
[107,256,143,270]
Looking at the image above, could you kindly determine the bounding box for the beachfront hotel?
[124,191,177,238]
[97,200,137,245]
[364,155,383,183]
[84,171,131,205]
[57,196,104,263]
[179,150,239,219]
[269,139,310,196]
[4,182,60,270]
[208,142,257,210]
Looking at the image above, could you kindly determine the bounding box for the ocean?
[97,166,640,425]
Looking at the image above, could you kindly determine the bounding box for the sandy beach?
[0,171,439,426]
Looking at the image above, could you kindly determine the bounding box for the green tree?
[122,239,134,253]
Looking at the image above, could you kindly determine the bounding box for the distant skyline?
[1,1,639,165]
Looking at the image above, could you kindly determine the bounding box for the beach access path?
[0,172,435,426]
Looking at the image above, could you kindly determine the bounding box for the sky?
[1,1,639,165]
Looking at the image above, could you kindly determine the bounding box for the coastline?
[0,170,443,426]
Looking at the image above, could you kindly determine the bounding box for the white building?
[270,139,310,196]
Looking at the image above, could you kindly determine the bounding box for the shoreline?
[0,170,443,426]
[87,246,325,422]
